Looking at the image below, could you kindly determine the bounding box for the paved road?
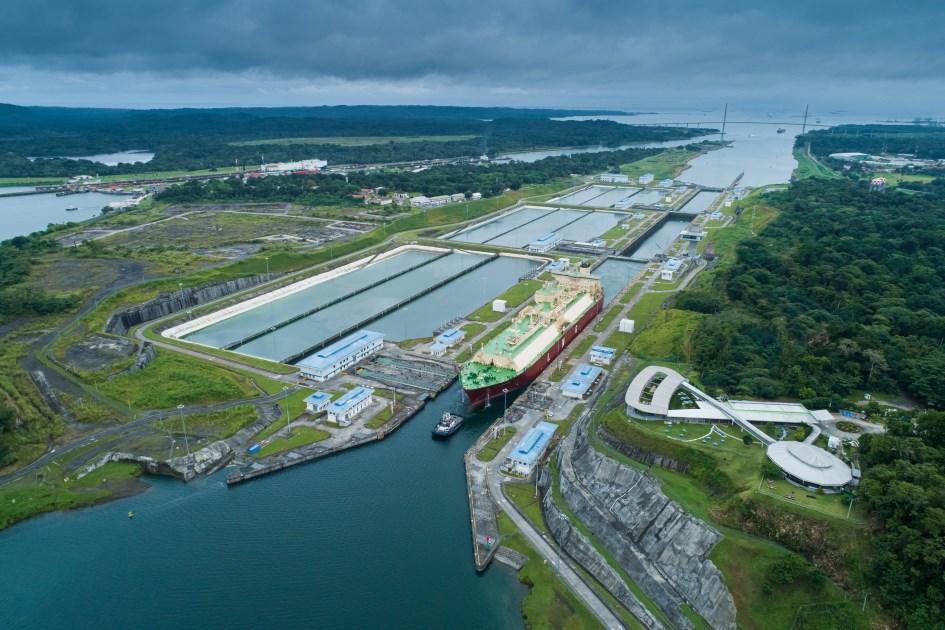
[485,445,626,630]
[0,387,299,485]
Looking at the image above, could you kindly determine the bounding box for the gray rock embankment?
[537,470,667,630]
[561,432,737,630]
[77,404,281,482]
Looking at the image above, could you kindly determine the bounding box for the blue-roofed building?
[589,346,616,366]
[505,421,558,476]
[660,258,687,281]
[297,330,384,382]
[561,363,603,399]
[304,391,333,413]
[434,328,465,348]
[526,232,562,253]
[547,258,570,272]
[326,386,375,426]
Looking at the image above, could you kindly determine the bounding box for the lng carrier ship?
[460,266,604,408]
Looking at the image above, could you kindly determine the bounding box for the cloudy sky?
[0,0,942,115]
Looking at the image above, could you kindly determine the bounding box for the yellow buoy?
[128,512,134,519]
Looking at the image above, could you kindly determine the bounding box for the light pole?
[265,256,270,276]
[178,282,184,307]
[177,404,189,455]
[283,386,290,431]
[502,388,509,417]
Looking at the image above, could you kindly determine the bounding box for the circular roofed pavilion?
[766,441,852,492]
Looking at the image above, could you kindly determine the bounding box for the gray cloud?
[0,0,942,110]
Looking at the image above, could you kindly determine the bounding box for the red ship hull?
[463,295,604,409]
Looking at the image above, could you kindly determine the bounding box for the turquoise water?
[184,252,535,361]
[595,258,646,305]
[624,217,692,259]
[0,383,527,629]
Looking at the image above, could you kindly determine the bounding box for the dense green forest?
[859,411,945,627]
[0,103,708,178]
[798,124,945,160]
[155,145,681,204]
[678,177,945,406]
[0,235,79,321]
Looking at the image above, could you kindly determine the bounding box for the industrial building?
[526,232,563,253]
[297,330,385,382]
[326,386,375,426]
[261,159,327,173]
[589,346,616,365]
[428,328,466,356]
[304,391,333,413]
[561,364,603,399]
[660,258,687,281]
[638,174,655,185]
[600,173,629,183]
[505,421,558,476]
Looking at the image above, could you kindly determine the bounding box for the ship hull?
[463,295,604,409]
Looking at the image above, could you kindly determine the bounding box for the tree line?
[0,104,709,178]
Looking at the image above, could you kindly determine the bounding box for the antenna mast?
[720,104,728,142]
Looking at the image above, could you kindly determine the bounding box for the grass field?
[96,350,260,410]
[630,308,701,362]
[619,146,716,181]
[230,135,478,147]
[0,460,143,531]
[869,171,935,185]
[792,147,843,180]
[477,426,517,461]
[149,405,259,439]
[253,425,330,457]
[466,279,543,323]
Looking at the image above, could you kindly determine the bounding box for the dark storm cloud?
[1,0,942,86]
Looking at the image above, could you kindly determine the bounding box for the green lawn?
[253,425,330,457]
[466,279,543,323]
[0,461,143,531]
[97,351,260,410]
[619,145,721,181]
[792,147,843,180]
[477,426,517,462]
[460,322,486,338]
[168,405,258,439]
[630,309,701,362]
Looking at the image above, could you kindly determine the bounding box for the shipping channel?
[178,247,539,362]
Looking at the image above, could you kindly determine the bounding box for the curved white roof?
[624,365,686,416]
[766,441,852,488]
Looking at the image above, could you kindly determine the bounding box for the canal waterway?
[0,191,123,242]
[0,383,527,629]
[450,207,625,248]
[595,257,646,305]
[623,216,692,259]
[681,190,722,213]
[29,150,155,165]
[185,251,537,361]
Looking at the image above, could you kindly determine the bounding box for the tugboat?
[432,412,464,438]
[776,128,786,134]
[66,206,79,211]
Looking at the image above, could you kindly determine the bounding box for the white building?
[326,386,375,426]
[492,299,507,313]
[526,232,562,253]
[589,346,616,365]
[505,421,558,476]
[261,159,327,173]
[659,179,674,188]
[297,330,384,382]
[638,174,655,185]
[450,193,466,203]
[600,173,629,183]
[471,192,482,200]
[304,391,333,413]
[410,196,433,208]
[660,258,686,281]
[428,195,451,207]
